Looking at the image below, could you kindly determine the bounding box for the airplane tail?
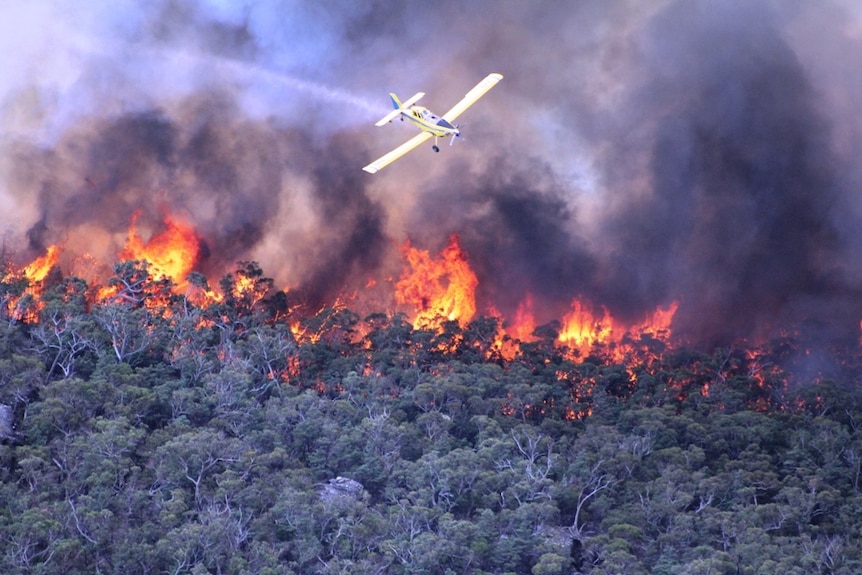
[374,91,425,126]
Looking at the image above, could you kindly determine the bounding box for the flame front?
[395,234,478,329]
[8,212,685,366]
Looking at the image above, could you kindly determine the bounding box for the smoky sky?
[593,0,853,344]
[3,0,862,347]
[636,2,860,345]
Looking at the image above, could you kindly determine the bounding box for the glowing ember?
[119,212,200,287]
[395,234,478,329]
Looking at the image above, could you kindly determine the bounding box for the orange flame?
[395,234,478,329]
[508,293,537,343]
[119,212,200,288]
[558,298,679,359]
[3,245,62,322]
[640,301,679,339]
[8,211,685,372]
[559,299,615,357]
[23,245,61,283]
[488,294,539,361]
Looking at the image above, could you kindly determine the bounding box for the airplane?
[362,73,503,174]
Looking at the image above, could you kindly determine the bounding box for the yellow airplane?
[362,73,503,174]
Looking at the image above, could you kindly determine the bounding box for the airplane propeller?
[450,123,466,146]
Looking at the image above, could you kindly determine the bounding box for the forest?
[1,259,861,575]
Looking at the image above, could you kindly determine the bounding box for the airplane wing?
[441,73,503,123]
[363,132,432,174]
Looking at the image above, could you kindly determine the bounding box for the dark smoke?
[592,1,859,345]
[290,133,388,309]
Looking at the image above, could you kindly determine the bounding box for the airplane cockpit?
[415,108,455,128]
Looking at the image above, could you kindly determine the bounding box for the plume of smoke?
[584,0,861,345]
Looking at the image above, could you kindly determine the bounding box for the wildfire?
[2,245,61,322]
[508,294,537,343]
[119,212,200,288]
[5,211,830,421]
[6,209,685,369]
[23,245,60,283]
[390,235,679,362]
[558,299,615,357]
[395,234,478,329]
[488,295,538,361]
[558,298,679,360]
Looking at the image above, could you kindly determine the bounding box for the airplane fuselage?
[401,106,459,138]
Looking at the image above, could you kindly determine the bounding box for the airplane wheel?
[433,145,440,153]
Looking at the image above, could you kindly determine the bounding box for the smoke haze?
[2,0,862,347]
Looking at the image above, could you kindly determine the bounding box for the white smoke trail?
[195,52,381,120]
[233,61,380,114]
[140,47,384,127]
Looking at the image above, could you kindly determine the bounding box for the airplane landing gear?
[433,145,440,152]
